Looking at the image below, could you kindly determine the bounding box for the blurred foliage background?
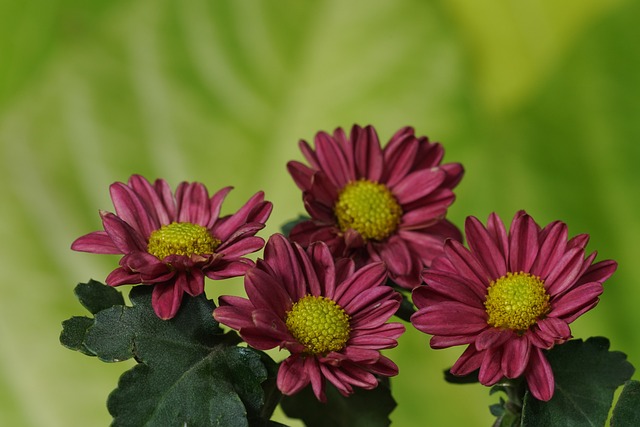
[1,0,639,426]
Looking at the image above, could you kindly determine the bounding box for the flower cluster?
[71,124,617,406]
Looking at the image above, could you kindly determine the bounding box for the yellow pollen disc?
[285,295,351,355]
[484,272,550,332]
[334,179,402,241]
[146,222,220,260]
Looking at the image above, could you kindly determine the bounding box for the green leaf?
[59,316,95,356]
[62,282,280,426]
[74,279,125,314]
[444,368,479,385]
[107,346,273,427]
[611,380,640,427]
[281,381,396,427]
[521,337,635,427]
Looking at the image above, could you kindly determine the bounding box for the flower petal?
[508,212,539,273]
[71,231,120,254]
[354,125,383,181]
[502,336,531,378]
[411,301,488,336]
[393,168,446,205]
[465,216,507,279]
[277,356,311,397]
[151,282,183,320]
[525,347,555,401]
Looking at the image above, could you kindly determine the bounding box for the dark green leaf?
[62,282,279,426]
[107,346,271,427]
[444,368,479,384]
[521,337,635,427]
[611,380,640,427]
[74,279,125,314]
[59,316,95,356]
[281,381,396,427]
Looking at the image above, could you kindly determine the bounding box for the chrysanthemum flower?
[287,124,463,289]
[71,174,272,320]
[213,233,405,402]
[410,210,617,401]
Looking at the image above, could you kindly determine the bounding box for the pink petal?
[181,270,204,297]
[348,323,405,348]
[525,347,555,401]
[576,259,617,286]
[277,356,311,397]
[548,282,603,321]
[71,231,120,254]
[214,192,270,241]
[508,213,539,273]
[299,138,320,169]
[319,364,351,398]
[531,221,567,278]
[128,175,171,226]
[354,125,383,181]
[545,247,586,296]
[367,355,399,377]
[429,335,475,349]
[306,242,336,298]
[450,345,484,376]
[106,267,142,286]
[205,259,253,279]
[206,186,233,227]
[109,181,156,238]
[176,182,211,225]
[214,296,255,330]
[479,346,504,385]
[442,240,491,296]
[287,160,315,191]
[475,328,513,351]
[152,282,184,320]
[352,298,401,329]
[333,262,387,305]
[382,132,418,187]
[245,268,292,315]
[441,162,464,188]
[315,131,351,188]
[371,236,422,289]
[421,270,485,308]
[217,235,265,259]
[101,212,147,253]
[393,168,446,205]
[411,301,487,336]
[400,196,453,229]
[502,336,531,378]
[486,213,508,260]
[535,317,571,344]
[263,234,306,301]
[465,216,507,279]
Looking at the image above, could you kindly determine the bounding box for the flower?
[287,124,463,289]
[410,210,617,401]
[71,174,272,319]
[213,233,405,402]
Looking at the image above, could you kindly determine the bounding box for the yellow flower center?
[146,222,220,260]
[484,272,550,332]
[285,295,351,355]
[334,179,402,241]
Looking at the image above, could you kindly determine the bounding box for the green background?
[1,0,639,425]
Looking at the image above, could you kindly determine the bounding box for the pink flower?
[71,174,272,319]
[287,124,463,289]
[411,211,617,401]
[213,233,405,402]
